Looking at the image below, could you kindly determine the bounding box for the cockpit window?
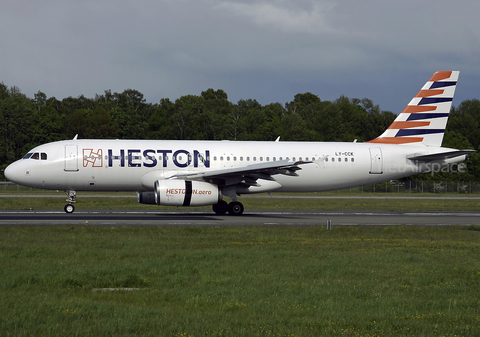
[24,152,47,160]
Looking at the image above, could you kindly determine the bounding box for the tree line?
[1,82,479,181]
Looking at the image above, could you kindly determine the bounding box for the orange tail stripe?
[400,106,437,114]
[415,89,444,97]
[366,137,424,144]
[429,71,452,82]
[388,121,430,129]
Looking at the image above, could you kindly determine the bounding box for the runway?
[1,210,479,226]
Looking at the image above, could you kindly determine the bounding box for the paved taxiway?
[1,210,479,226]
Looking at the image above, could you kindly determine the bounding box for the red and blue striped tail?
[368,71,459,146]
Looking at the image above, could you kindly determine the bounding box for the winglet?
[73,134,78,140]
[367,71,459,147]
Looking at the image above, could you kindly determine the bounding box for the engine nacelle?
[154,180,220,206]
[137,191,156,205]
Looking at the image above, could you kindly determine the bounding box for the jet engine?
[148,180,221,206]
[137,191,156,205]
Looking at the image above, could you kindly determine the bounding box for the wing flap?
[175,160,310,182]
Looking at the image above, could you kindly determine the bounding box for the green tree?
[0,91,36,163]
[448,99,480,149]
[147,98,176,139]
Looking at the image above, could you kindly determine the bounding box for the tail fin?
[368,71,459,146]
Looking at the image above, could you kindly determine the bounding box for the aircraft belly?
[44,166,147,191]
[274,165,368,192]
[274,156,419,193]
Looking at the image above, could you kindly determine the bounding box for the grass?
[2,182,480,212]
[1,192,480,212]
[0,225,479,336]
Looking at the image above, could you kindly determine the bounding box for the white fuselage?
[4,139,464,193]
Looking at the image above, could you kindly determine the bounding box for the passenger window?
[351,158,355,162]
[240,157,243,161]
[345,158,348,162]
[41,153,47,160]
[331,158,335,162]
[31,153,39,160]
[260,157,263,161]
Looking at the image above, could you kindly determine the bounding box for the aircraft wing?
[407,149,476,162]
[174,160,310,187]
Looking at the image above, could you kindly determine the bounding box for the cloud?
[0,0,479,113]
[214,0,337,35]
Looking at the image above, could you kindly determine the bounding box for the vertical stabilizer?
[368,71,459,146]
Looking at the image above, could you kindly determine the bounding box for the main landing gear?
[212,200,244,216]
[64,190,76,213]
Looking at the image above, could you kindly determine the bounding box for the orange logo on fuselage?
[83,149,103,167]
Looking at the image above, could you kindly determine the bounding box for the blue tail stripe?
[418,97,452,105]
[407,113,450,121]
[396,129,445,137]
[430,81,457,89]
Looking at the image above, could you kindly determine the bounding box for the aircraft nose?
[4,162,18,183]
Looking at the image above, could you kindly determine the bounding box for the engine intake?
[154,180,220,206]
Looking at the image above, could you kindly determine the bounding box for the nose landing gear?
[64,190,76,213]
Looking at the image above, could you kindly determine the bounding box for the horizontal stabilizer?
[407,149,475,162]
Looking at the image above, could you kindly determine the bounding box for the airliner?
[4,71,474,215]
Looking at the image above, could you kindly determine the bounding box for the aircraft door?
[65,145,79,172]
[369,147,383,174]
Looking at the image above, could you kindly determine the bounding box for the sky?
[1,0,480,114]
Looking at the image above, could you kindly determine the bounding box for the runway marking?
[1,210,479,226]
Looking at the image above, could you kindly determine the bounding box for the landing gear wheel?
[65,190,76,214]
[212,200,229,215]
[228,201,244,216]
[64,204,75,214]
